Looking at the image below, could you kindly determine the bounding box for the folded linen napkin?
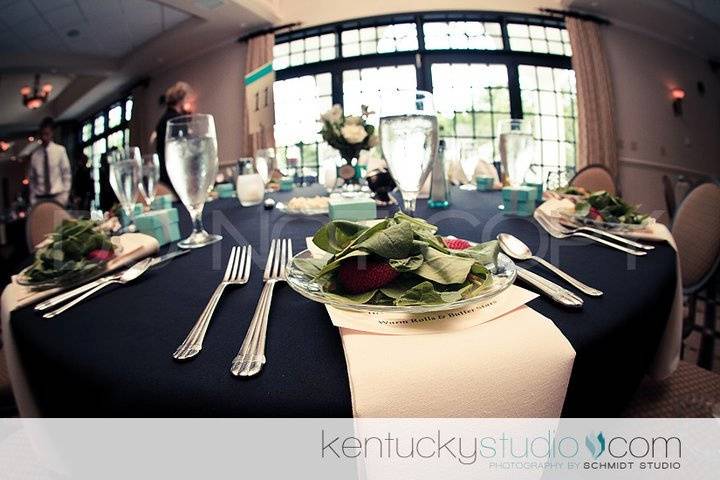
[534,199,681,380]
[305,238,576,417]
[1,232,159,417]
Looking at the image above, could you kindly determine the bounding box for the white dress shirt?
[29,141,72,206]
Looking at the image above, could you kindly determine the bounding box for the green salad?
[24,219,116,283]
[574,190,649,225]
[554,185,588,196]
[293,212,499,306]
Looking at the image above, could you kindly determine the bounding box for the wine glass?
[459,141,483,190]
[165,114,222,249]
[108,147,141,232]
[138,153,160,209]
[497,119,534,187]
[379,90,439,215]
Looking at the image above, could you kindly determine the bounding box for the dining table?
[5,185,678,417]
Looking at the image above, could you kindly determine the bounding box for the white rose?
[321,104,343,124]
[341,124,368,144]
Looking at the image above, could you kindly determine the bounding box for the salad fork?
[557,218,654,251]
[231,238,292,377]
[173,245,251,360]
[535,211,647,256]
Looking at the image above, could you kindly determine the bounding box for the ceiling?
[0,0,279,136]
[0,0,192,58]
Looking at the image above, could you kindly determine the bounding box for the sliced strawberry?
[87,249,114,262]
[337,257,400,294]
[589,207,604,221]
[443,237,472,250]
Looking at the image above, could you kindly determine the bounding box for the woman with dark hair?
[154,81,196,188]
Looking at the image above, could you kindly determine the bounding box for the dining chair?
[569,164,618,194]
[155,181,174,197]
[674,183,720,369]
[25,200,73,252]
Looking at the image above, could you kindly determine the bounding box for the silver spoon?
[43,258,154,318]
[497,233,603,297]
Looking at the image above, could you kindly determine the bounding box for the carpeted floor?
[623,360,720,417]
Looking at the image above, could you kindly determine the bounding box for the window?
[78,94,134,208]
[341,23,418,57]
[519,65,577,181]
[272,12,576,184]
[424,21,502,50]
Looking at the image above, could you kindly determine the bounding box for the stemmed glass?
[379,90,439,215]
[108,147,141,232]
[497,119,534,187]
[138,153,160,210]
[459,141,483,190]
[165,114,222,249]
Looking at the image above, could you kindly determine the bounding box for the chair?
[155,182,175,198]
[569,164,617,194]
[25,201,72,252]
[674,183,720,369]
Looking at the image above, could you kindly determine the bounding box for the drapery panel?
[241,33,275,157]
[566,17,619,178]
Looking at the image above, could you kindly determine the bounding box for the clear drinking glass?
[497,119,534,187]
[108,147,141,233]
[165,114,222,249]
[138,153,160,209]
[379,90,439,215]
[459,141,483,190]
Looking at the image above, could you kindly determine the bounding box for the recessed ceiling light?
[67,29,79,38]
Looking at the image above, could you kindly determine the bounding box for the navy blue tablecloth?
[10,186,677,416]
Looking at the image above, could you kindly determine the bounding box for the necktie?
[43,146,51,195]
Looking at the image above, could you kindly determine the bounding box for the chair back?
[672,183,720,290]
[26,201,73,251]
[155,182,175,199]
[569,165,617,194]
[662,175,676,220]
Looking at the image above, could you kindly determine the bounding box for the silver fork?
[535,212,647,256]
[230,238,292,377]
[557,218,655,251]
[173,245,251,361]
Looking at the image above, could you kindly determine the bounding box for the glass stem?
[403,194,417,216]
[190,207,205,234]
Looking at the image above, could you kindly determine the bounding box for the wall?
[277,0,560,27]
[131,40,247,166]
[601,26,720,221]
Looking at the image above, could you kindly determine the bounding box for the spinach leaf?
[413,248,476,285]
[389,254,424,272]
[394,281,447,306]
[355,221,416,259]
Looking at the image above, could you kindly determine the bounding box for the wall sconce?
[671,88,685,116]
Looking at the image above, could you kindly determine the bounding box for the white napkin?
[1,233,159,417]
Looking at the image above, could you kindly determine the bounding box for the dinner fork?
[231,238,292,377]
[535,211,647,256]
[557,218,655,251]
[173,245,251,361]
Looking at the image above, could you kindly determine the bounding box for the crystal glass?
[379,90,439,215]
[459,141,483,190]
[138,153,160,209]
[108,147,141,232]
[165,114,222,249]
[497,119,534,187]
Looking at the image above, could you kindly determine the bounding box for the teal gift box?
[476,175,494,191]
[523,182,544,207]
[134,208,181,246]
[502,186,537,217]
[119,203,143,225]
[214,182,236,199]
[329,197,376,221]
[150,194,173,210]
[279,177,294,192]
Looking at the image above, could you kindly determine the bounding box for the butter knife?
[516,266,584,308]
[34,250,189,312]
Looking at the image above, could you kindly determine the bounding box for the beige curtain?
[241,33,275,156]
[566,17,618,178]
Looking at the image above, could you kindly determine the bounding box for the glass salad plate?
[286,249,517,314]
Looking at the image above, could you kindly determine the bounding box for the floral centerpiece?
[320,104,378,184]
